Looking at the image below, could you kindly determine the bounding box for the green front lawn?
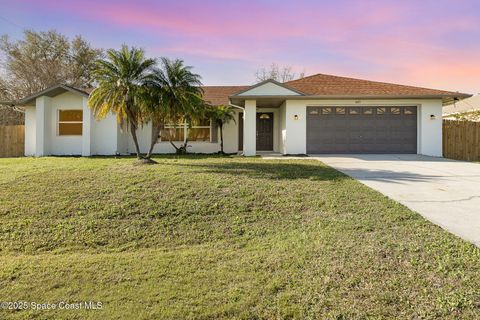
[0,156,479,319]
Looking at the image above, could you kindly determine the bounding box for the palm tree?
[148,58,203,155]
[88,45,156,159]
[208,105,236,154]
[140,85,166,158]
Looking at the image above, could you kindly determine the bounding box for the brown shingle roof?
[204,73,470,106]
[202,86,249,105]
[13,74,471,108]
[285,73,468,97]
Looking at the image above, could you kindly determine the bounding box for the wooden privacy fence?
[443,120,480,161]
[0,125,24,157]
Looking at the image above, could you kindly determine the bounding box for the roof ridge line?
[201,85,249,88]
[285,73,326,83]
[286,72,469,95]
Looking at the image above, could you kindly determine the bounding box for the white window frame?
[57,109,83,136]
[158,120,212,143]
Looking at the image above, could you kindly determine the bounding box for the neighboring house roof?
[443,94,480,115]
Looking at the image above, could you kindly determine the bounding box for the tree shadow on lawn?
[167,160,349,181]
[89,154,235,160]
[89,154,441,183]
[163,159,444,184]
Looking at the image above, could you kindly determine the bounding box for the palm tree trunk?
[147,119,163,159]
[219,122,224,154]
[130,121,142,159]
[181,117,190,154]
[124,103,142,159]
[169,115,183,153]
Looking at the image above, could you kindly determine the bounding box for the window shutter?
[211,121,218,143]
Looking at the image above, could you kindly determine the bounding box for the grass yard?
[0,156,479,319]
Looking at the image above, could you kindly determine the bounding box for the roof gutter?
[229,94,472,107]
[229,94,472,100]
[228,101,244,110]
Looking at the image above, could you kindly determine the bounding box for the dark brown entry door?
[306,106,417,154]
[256,113,274,151]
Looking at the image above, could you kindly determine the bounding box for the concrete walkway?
[309,155,480,247]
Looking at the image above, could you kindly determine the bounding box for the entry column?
[82,97,93,156]
[243,100,256,156]
[35,96,50,157]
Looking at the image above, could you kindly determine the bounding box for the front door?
[256,113,274,151]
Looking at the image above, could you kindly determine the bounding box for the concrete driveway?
[312,154,480,247]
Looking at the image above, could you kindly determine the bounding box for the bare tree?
[0,30,103,125]
[255,63,305,83]
[0,30,103,101]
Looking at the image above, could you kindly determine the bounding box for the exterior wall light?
[294,115,299,120]
[259,113,271,119]
[430,114,436,120]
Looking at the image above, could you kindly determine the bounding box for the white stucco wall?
[116,124,129,155]
[220,109,240,153]
[128,123,220,153]
[283,98,443,156]
[24,106,36,156]
[127,112,240,155]
[34,96,50,156]
[242,100,257,156]
[284,100,306,155]
[45,92,83,155]
[82,97,92,156]
[417,100,443,156]
[92,113,119,155]
[279,101,287,154]
[26,92,125,156]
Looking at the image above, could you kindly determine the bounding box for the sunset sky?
[0,0,479,93]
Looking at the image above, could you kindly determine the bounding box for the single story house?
[443,94,480,120]
[12,73,471,157]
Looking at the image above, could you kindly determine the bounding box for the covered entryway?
[307,106,417,154]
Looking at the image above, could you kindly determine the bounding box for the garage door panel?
[362,131,376,139]
[307,106,417,154]
[335,135,349,144]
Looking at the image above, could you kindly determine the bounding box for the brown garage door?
[306,106,417,154]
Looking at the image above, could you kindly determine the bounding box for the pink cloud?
[22,0,412,42]
[155,44,259,61]
[16,0,480,92]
